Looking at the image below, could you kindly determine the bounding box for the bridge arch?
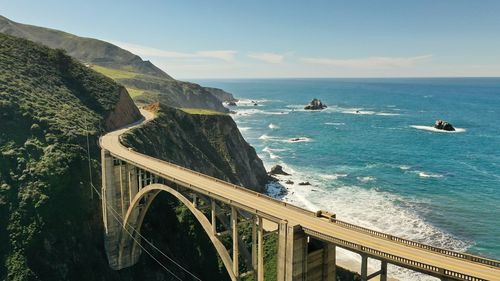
[120,183,237,280]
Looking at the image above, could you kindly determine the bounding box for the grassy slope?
[180,107,225,115]
[0,33,136,281]
[0,15,171,80]
[0,15,230,112]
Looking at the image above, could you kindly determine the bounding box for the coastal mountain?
[0,15,170,79]
[0,15,234,112]
[0,32,272,281]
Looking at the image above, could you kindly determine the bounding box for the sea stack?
[434,120,455,131]
[269,165,290,176]
[304,98,327,110]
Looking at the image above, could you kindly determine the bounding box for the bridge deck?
[100,111,500,281]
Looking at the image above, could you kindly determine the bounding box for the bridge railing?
[329,218,500,269]
[109,137,500,271]
[303,227,488,281]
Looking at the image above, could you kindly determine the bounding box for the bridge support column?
[231,206,239,279]
[257,217,264,281]
[211,199,217,234]
[101,149,141,270]
[277,221,307,281]
[361,255,368,281]
[321,243,336,281]
[380,260,387,281]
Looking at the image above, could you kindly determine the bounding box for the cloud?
[301,55,433,68]
[248,52,286,64]
[111,41,237,61]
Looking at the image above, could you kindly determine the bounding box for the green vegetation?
[0,33,136,280]
[0,15,231,113]
[125,87,146,98]
[0,15,171,79]
[180,107,225,115]
[90,65,139,80]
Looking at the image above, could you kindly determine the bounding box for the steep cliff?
[205,87,239,103]
[122,104,269,192]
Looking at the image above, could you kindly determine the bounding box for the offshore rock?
[269,165,290,176]
[304,98,327,110]
[434,120,455,131]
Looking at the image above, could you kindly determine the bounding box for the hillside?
[0,32,267,281]
[0,15,170,79]
[0,32,143,280]
[0,15,234,112]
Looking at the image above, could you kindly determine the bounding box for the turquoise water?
[197,78,500,267]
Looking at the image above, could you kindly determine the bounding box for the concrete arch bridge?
[99,112,500,281]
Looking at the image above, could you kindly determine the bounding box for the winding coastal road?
[100,109,500,281]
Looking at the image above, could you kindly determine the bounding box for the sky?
[2,0,500,79]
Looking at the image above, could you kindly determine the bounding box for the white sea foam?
[325,122,346,126]
[375,112,401,116]
[264,161,470,281]
[233,108,264,117]
[319,173,348,180]
[411,125,466,133]
[342,109,376,115]
[418,172,444,178]
[339,108,400,116]
[262,146,283,159]
[236,98,269,106]
[258,134,276,140]
[268,123,280,129]
[357,176,376,183]
[238,127,252,132]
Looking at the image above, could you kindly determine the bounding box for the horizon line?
[179,76,500,81]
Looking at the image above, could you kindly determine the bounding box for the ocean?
[196,78,500,280]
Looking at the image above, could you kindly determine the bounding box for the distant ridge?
[0,15,236,113]
[0,15,172,79]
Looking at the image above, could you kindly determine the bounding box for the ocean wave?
[357,176,376,183]
[268,123,280,129]
[264,161,470,281]
[418,172,444,178]
[375,112,401,116]
[319,173,348,180]
[262,146,283,159]
[410,125,466,133]
[325,122,346,125]
[339,108,400,116]
[263,111,289,115]
[236,98,269,106]
[258,134,277,141]
[238,127,252,132]
[233,108,264,117]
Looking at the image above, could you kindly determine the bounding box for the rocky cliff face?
[121,105,269,192]
[122,78,230,113]
[104,88,141,130]
[205,87,238,103]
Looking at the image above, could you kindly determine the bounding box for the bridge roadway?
[100,110,500,281]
